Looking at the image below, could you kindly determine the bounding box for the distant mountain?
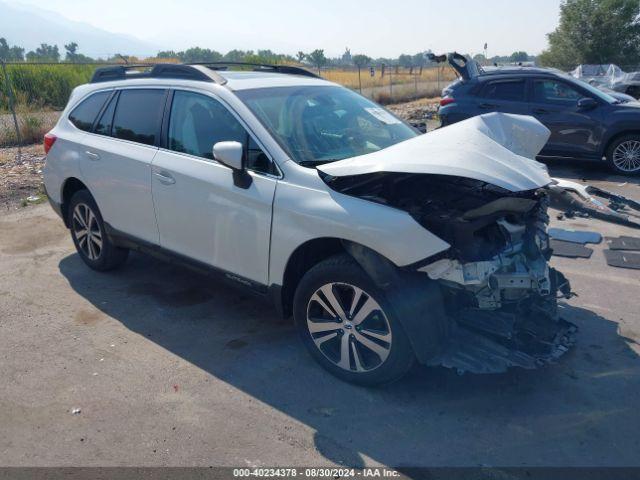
[0,0,159,59]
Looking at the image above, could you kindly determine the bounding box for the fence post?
[1,60,21,159]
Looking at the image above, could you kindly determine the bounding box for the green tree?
[0,38,24,61]
[538,0,640,70]
[398,54,413,68]
[509,51,529,63]
[307,49,327,73]
[296,51,306,63]
[26,43,60,62]
[472,53,487,64]
[157,50,179,59]
[179,47,223,63]
[352,54,371,68]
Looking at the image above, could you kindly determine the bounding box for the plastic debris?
[71,408,81,415]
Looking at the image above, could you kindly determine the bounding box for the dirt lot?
[1,115,640,467]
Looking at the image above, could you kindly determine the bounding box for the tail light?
[440,97,455,107]
[44,133,57,154]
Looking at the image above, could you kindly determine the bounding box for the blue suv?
[434,53,640,175]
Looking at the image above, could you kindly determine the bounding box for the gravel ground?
[0,144,46,211]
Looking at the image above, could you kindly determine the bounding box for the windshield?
[236,86,418,165]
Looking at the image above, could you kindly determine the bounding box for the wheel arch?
[275,237,410,319]
[60,177,90,228]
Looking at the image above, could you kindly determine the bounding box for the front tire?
[67,190,129,271]
[607,134,640,175]
[293,254,415,386]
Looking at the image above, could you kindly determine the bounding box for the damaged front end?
[315,113,581,374]
[325,171,577,374]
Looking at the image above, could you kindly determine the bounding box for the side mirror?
[213,141,244,170]
[577,97,598,110]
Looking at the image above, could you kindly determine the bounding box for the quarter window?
[168,90,274,174]
[482,81,526,102]
[533,80,583,104]
[112,89,166,146]
[68,91,110,132]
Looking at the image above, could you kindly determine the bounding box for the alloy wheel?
[613,140,640,172]
[306,282,392,373]
[72,203,103,261]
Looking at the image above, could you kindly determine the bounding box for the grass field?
[322,65,456,90]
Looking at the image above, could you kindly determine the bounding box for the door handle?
[479,103,496,109]
[154,171,176,185]
[85,151,100,161]
[533,108,549,114]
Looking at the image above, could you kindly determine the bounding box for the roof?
[217,70,333,91]
[480,66,559,76]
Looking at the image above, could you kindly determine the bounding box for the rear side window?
[68,91,110,131]
[112,89,166,146]
[482,80,525,102]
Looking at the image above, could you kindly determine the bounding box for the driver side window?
[168,90,275,174]
[533,80,583,105]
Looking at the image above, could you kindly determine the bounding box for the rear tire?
[606,134,640,176]
[67,190,129,271]
[293,254,415,386]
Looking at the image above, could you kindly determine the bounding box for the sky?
[8,0,563,58]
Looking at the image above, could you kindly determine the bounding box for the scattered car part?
[550,239,593,258]
[548,228,602,244]
[548,179,640,229]
[605,236,640,251]
[604,250,640,270]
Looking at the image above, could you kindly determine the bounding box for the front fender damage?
[334,173,578,374]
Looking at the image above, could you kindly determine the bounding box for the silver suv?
[43,63,575,385]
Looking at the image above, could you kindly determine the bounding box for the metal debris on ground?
[604,250,640,270]
[548,228,602,244]
[549,178,640,229]
[550,239,594,258]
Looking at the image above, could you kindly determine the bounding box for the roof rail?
[189,62,320,79]
[89,62,318,84]
[89,64,227,84]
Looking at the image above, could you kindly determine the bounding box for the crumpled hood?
[317,113,552,192]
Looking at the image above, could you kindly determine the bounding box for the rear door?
[150,89,278,285]
[79,88,167,244]
[528,78,604,158]
[474,78,529,115]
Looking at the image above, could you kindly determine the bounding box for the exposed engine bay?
[323,171,577,374]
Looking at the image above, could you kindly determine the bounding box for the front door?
[528,78,604,158]
[150,89,278,285]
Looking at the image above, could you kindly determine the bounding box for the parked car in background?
[436,53,640,175]
[570,64,640,99]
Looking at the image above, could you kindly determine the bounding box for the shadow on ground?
[58,249,640,467]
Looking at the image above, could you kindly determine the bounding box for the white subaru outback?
[43,63,575,385]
